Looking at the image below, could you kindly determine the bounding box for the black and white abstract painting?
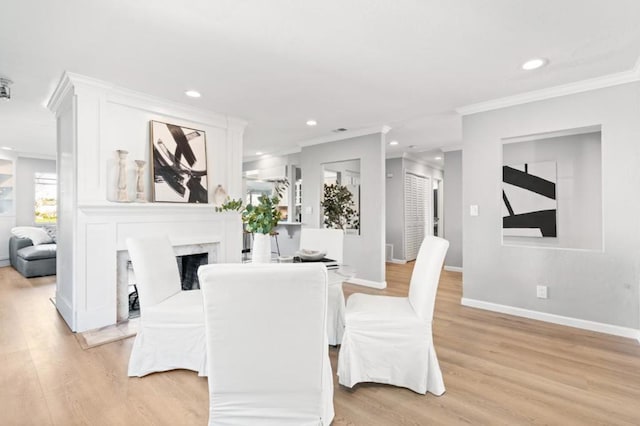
[502,161,557,237]
[150,120,208,203]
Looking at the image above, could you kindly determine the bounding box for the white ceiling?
[1,0,640,159]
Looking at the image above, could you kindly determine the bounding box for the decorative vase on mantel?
[116,150,129,202]
[252,233,272,263]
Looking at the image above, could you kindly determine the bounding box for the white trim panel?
[457,59,640,116]
[444,265,463,273]
[461,297,640,342]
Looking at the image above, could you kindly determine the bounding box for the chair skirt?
[337,294,445,395]
[327,283,345,346]
[128,322,207,377]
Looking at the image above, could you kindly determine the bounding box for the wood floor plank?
[0,263,639,425]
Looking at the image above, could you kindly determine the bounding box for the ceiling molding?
[297,125,392,148]
[47,71,248,130]
[243,145,301,162]
[440,144,462,152]
[17,152,57,161]
[456,56,640,116]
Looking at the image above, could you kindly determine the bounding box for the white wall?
[462,82,640,333]
[503,132,602,250]
[49,73,245,332]
[15,157,56,226]
[301,132,386,286]
[443,150,462,268]
[0,151,17,265]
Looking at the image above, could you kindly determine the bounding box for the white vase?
[252,233,272,263]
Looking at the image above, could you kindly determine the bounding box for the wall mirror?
[321,159,360,235]
[501,127,602,250]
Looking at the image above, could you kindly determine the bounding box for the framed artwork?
[502,161,557,237]
[150,120,208,203]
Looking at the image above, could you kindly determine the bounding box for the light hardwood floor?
[1,263,639,425]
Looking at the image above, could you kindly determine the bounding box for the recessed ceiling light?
[306,119,317,126]
[1,146,13,151]
[435,156,442,160]
[255,151,263,156]
[185,90,201,98]
[521,58,548,71]
[389,140,399,146]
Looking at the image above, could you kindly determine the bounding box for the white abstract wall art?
[150,120,208,203]
[502,161,557,237]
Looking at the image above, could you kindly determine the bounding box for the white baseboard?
[389,258,406,265]
[444,265,463,273]
[0,259,10,268]
[347,278,387,289]
[461,297,640,342]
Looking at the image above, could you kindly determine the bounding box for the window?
[35,173,57,223]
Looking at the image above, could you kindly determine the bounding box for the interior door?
[404,172,430,261]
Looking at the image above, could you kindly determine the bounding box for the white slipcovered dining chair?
[126,236,206,377]
[337,236,449,395]
[300,228,345,345]
[198,263,334,425]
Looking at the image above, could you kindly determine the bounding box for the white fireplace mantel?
[49,72,245,333]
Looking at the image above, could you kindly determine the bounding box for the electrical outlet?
[470,205,479,216]
[304,206,312,215]
[536,285,548,299]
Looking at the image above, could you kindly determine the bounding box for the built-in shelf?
[0,159,14,216]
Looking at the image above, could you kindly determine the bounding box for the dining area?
[124,231,450,425]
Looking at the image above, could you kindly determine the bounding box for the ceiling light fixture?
[389,140,399,146]
[1,146,13,151]
[435,156,442,160]
[0,78,12,100]
[255,151,263,156]
[306,119,317,126]
[185,90,201,98]
[521,58,548,71]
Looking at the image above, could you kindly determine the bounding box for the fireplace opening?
[127,252,209,319]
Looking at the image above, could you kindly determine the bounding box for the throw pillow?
[11,226,54,246]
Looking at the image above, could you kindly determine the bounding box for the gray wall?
[301,133,386,285]
[15,157,56,226]
[503,132,602,250]
[385,158,404,260]
[462,82,640,329]
[443,150,462,268]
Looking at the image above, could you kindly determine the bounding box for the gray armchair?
[9,236,56,278]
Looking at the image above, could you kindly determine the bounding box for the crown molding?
[440,144,463,152]
[243,145,301,162]
[298,125,392,148]
[17,152,57,161]
[457,57,640,116]
[46,71,248,130]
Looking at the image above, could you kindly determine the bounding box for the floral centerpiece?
[216,179,288,262]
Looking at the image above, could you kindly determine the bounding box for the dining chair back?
[127,235,181,310]
[408,236,450,321]
[198,263,334,425]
